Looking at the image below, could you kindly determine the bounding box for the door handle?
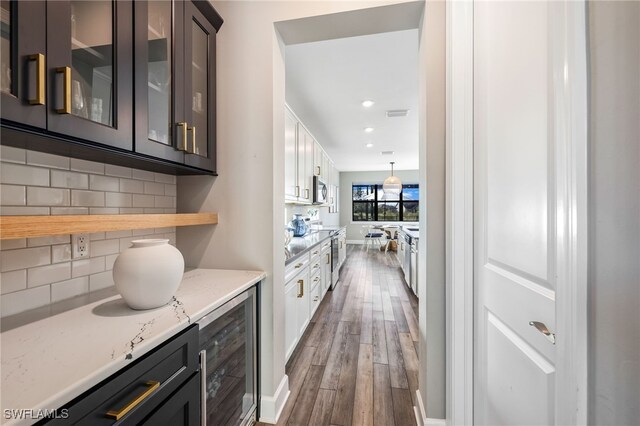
[305,188,310,199]
[297,279,304,298]
[106,380,160,420]
[529,321,556,345]
[55,66,71,114]
[28,54,45,105]
[176,122,188,151]
[187,125,196,154]
[199,350,207,426]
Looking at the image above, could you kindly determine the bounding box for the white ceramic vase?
[113,239,185,310]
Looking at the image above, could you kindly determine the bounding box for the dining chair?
[382,226,399,253]
[360,225,385,251]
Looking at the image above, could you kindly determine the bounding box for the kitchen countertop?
[285,227,345,265]
[0,268,265,425]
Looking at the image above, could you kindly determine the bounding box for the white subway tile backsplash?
[144,181,165,195]
[91,239,120,256]
[52,244,72,263]
[154,173,176,184]
[0,184,26,205]
[90,175,119,192]
[28,262,71,287]
[26,151,69,170]
[119,178,144,194]
[89,271,114,292]
[0,163,49,186]
[0,239,26,250]
[27,187,70,206]
[1,148,179,317]
[105,254,118,271]
[1,285,50,317]
[105,164,132,178]
[70,158,104,175]
[164,184,177,196]
[154,196,175,208]
[132,169,155,181]
[0,145,26,164]
[0,206,50,216]
[0,270,27,294]
[28,235,70,247]
[90,232,105,241]
[50,207,89,215]
[71,190,104,207]
[90,208,119,215]
[119,208,144,214]
[133,194,154,208]
[0,246,50,272]
[52,277,89,302]
[105,230,132,239]
[105,192,132,208]
[51,170,89,189]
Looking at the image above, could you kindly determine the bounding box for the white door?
[284,107,298,201]
[284,278,299,360]
[473,1,587,424]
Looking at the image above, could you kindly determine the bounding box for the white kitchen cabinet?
[338,231,347,268]
[285,107,299,202]
[297,125,314,204]
[285,264,310,361]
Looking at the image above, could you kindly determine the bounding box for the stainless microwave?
[313,176,328,204]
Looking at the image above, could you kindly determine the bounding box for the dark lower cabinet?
[41,325,200,425]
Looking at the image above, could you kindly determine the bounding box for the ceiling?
[285,29,419,172]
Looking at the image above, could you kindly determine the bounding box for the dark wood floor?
[263,244,420,426]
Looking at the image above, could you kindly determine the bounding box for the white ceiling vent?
[381,151,394,156]
[386,109,410,118]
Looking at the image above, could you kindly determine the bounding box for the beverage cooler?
[197,287,257,426]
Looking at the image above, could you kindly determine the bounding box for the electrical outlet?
[72,234,90,259]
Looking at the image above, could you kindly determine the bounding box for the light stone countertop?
[0,268,265,425]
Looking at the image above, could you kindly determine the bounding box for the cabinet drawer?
[46,325,199,425]
[309,279,322,316]
[310,271,321,293]
[285,253,310,282]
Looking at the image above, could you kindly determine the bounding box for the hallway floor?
[266,244,420,426]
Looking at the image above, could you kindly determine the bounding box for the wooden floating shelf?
[0,213,218,240]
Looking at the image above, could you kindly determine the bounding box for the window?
[352,184,419,222]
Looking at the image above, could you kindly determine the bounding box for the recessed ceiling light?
[365,143,374,148]
[364,127,374,133]
[361,100,375,108]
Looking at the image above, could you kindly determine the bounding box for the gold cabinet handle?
[314,276,320,282]
[188,125,196,154]
[295,186,300,197]
[176,122,187,151]
[28,54,45,105]
[297,279,304,298]
[312,250,319,255]
[106,380,160,420]
[55,66,71,114]
[326,253,330,264]
[305,188,310,199]
[316,166,321,176]
[294,262,303,269]
[313,264,320,269]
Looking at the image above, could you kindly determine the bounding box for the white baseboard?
[346,239,364,245]
[414,390,446,426]
[415,389,428,426]
[259,375,290,424]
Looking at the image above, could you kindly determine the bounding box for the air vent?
[386,109,410,118]
[381,151,394,156]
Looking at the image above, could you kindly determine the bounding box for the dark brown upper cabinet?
[46,0,133,150]
[0,0,222,175]
[135,0,221,173]
[0,1,47,129]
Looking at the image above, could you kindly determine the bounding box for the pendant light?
[383,161,402,195]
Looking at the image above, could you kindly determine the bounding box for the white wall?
[418,0,446,420]
[588,2,640,424]
[176,1,423,421]
[339,169,420,241]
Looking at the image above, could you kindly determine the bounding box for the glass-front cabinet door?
[0,0,46,128]
[46,0,132,150]
[183,1,216,172]
[134,0,184,163]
